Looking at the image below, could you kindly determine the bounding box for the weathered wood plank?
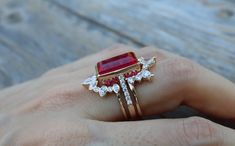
[53,0,235,82]
[0,0,139,89]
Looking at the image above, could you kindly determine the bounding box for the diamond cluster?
[126,57,156,84]
[82,75,120,97]
[138,57,156,70]
[82,57,156,97]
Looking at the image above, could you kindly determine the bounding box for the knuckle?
[178,117,224,146]
[162,57,200,83]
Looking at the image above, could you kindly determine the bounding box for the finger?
[184,66,235,120]
[94,117,235,146]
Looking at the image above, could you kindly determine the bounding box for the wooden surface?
[0,0,234,89]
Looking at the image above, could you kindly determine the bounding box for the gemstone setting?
[82,53,156,97]
[97,52,138,75]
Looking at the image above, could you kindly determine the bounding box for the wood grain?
[0,0,234,90]
[53,0,235,82]
[0,0,139,89]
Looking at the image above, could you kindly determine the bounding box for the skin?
[0,44,235,146]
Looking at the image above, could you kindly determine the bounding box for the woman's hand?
[0,45,235,146]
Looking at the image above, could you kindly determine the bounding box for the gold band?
[127,82,143,118]
[117,75,143,120]
[116,92,128,119]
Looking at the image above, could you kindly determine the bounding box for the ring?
[82,52,156,120]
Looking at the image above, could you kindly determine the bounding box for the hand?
[0,45,235,146]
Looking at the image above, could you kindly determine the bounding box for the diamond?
[122,83,126,88]
[138,57,145,64]
[112,84,120,93]
[99,86,108,97]
[88,81,97,90]
[124,91,129,97]
[127,77,135,84]
[139,57,156,69]
[135,73,142,81]
[127,99,133,105]
[98,89,106,97]
[142,70,154,79]
[107,86,113,93]
[82,75,97,85]
[93,87,100,93]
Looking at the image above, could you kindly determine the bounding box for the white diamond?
[144,57,156,69]
[88,81,97,90]
[93,87,100,92]
[127,99,132,105]
[107,87,113,93]
[126,95,131,100]
[127,77,135,84]
[148,57,156,65]
[135,73,142,81]
[123,88,127,92]
[101,86,108,92]
[143,64,148,70]
[124,91,129,97]
[82,75,97,85]
[118,75,124,80]
[142,70,154,79]
[122,83,126,88]
[138,57,145,64]
[139,57,156,69]
[99,89,105,97]
[99,86,107,97]
[112,84,120,94]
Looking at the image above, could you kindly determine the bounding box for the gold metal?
[127,104,137,118]
[128,82,143,117]
[119,79,142,120]
[116,92,128,119]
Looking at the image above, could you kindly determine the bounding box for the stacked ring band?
[82,52,156,120]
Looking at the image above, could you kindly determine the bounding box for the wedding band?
[82,51,156,120]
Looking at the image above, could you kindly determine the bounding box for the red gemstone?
[97,52,138,75]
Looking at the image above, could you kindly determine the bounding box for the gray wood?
[53,0,235,82]
[0,0,234,89]
[0,0,139,89]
